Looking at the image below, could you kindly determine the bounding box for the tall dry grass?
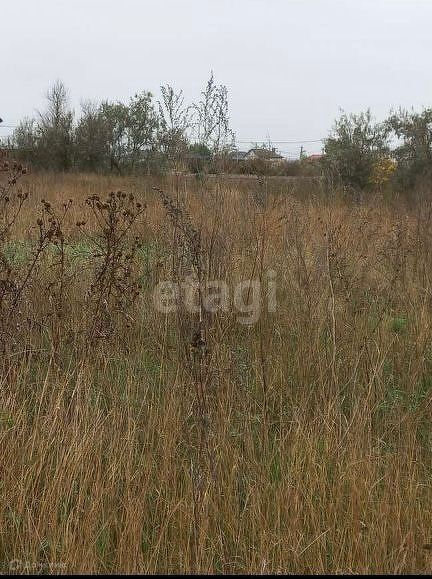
[1,167,432,573]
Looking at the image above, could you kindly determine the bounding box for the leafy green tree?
[99,101,129,173]
[10,118,38,165]
[187,143,212,173]
[387,108,432,188]
[75,101,110,172]
[324,109,389,189]
[36,80,74,171]
[99,93,158,173]
[127,92,159,172]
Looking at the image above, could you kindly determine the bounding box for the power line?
[0,124,325,143]
[236,139,324,144]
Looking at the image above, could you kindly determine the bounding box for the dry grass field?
[1,168,432,574]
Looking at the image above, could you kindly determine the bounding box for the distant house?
[230,147,284,164]
[229,150,249,162]
[306,154,324,162]
[245,148,284,163]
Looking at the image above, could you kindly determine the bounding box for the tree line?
[323,108,432,191]
[6,74,234,174]
[4,76,432,188]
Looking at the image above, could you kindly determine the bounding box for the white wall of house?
[244,149,284,162]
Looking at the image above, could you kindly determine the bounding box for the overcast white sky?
[1,0,431,155]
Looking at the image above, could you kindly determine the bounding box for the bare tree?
[37,80,74,171]
[193,72,235,153]
[158,85,190,168]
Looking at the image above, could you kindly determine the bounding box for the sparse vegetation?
[1,155,432,573]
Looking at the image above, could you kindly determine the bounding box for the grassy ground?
[1,171,432,573]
